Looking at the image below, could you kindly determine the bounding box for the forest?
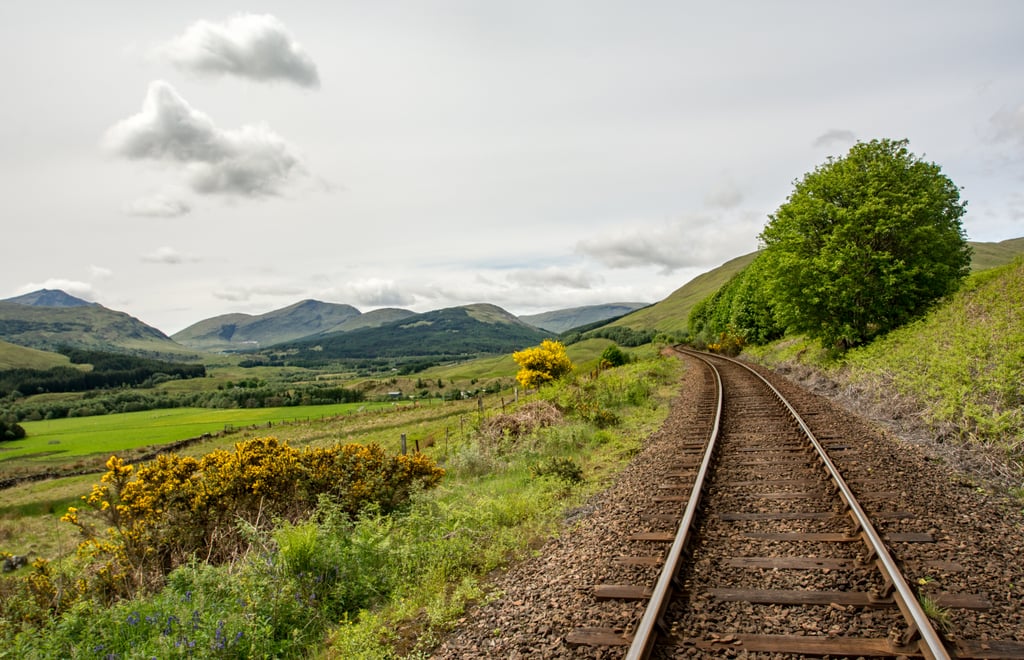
[0,349,206,398]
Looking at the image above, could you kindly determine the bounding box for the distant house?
[387,391,403,400]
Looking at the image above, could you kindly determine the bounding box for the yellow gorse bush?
[61,437,445,601]
[513,339,573,390]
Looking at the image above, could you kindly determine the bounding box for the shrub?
[529,457,584,485]
[512,340,573,389]
[600,344,629,368]
[60,438,445,603]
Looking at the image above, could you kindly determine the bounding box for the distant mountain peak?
[3,289,96,308]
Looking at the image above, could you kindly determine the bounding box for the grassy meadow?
[3,402,393,466]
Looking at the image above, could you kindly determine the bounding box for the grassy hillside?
[519,303,649,333]
[841,258,1024,449]
[0,339,76,371]
[608,252,758,336]
[172,300,364,351]
[969,237,1024,271]
[274,304,551,364]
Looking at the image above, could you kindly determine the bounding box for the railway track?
[566,348,1024,659]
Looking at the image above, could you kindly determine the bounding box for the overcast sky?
[2,2,1022,334]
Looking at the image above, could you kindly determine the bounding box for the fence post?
[401,433,407,455]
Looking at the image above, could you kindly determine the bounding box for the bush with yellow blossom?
[512,339,573,390]
[61,437,444,600]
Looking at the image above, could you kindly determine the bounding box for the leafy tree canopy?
[758,138,971,349]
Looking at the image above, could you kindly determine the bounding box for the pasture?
[1,401,393,469]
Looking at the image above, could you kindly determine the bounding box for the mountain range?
[1,237,1021,366]
[0,290,647,364]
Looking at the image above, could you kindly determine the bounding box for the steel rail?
[706,350,951,660]
[625,350,723,660]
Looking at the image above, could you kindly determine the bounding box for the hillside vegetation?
[842,258,1024,450]
[746,258,1024,476]
[967,236,1024,271]
[271,304,551,366]
[0,302,196,360]
[0,340,75,371]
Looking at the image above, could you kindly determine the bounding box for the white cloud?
[17,279,97,301]
[506,266,600,289]
[340,278,417,307]
[577,214,761,274]
[89,265,114,279]
[162,13,320,88]
[212,283,306,303]
[124,193,192,217]
[104,81,306,197]
[703,178,744,210]
[141,246,199,264]
[989,103,1024,144]
[813,129,858,148]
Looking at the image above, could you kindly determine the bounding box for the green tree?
[759,138,971,349]
[0,418,26,441]
[600,344,629,368]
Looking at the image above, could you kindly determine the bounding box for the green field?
[1,402,392,468]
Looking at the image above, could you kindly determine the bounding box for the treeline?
[0,349,206,398]
[563,325,656,347]
[3,383,366,423]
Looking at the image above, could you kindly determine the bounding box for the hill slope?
[841,258,1024,446]
[0,301,196,359]
[607,252,759,336]
[332,308,417,332]
[0,338,76,370]
[272,303,551,364]
[519,302,649,333]
[968,237,1024,271]
[3,289,95,308]
[172,300,372,351]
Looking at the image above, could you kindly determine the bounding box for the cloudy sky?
[2,2,1022,334]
